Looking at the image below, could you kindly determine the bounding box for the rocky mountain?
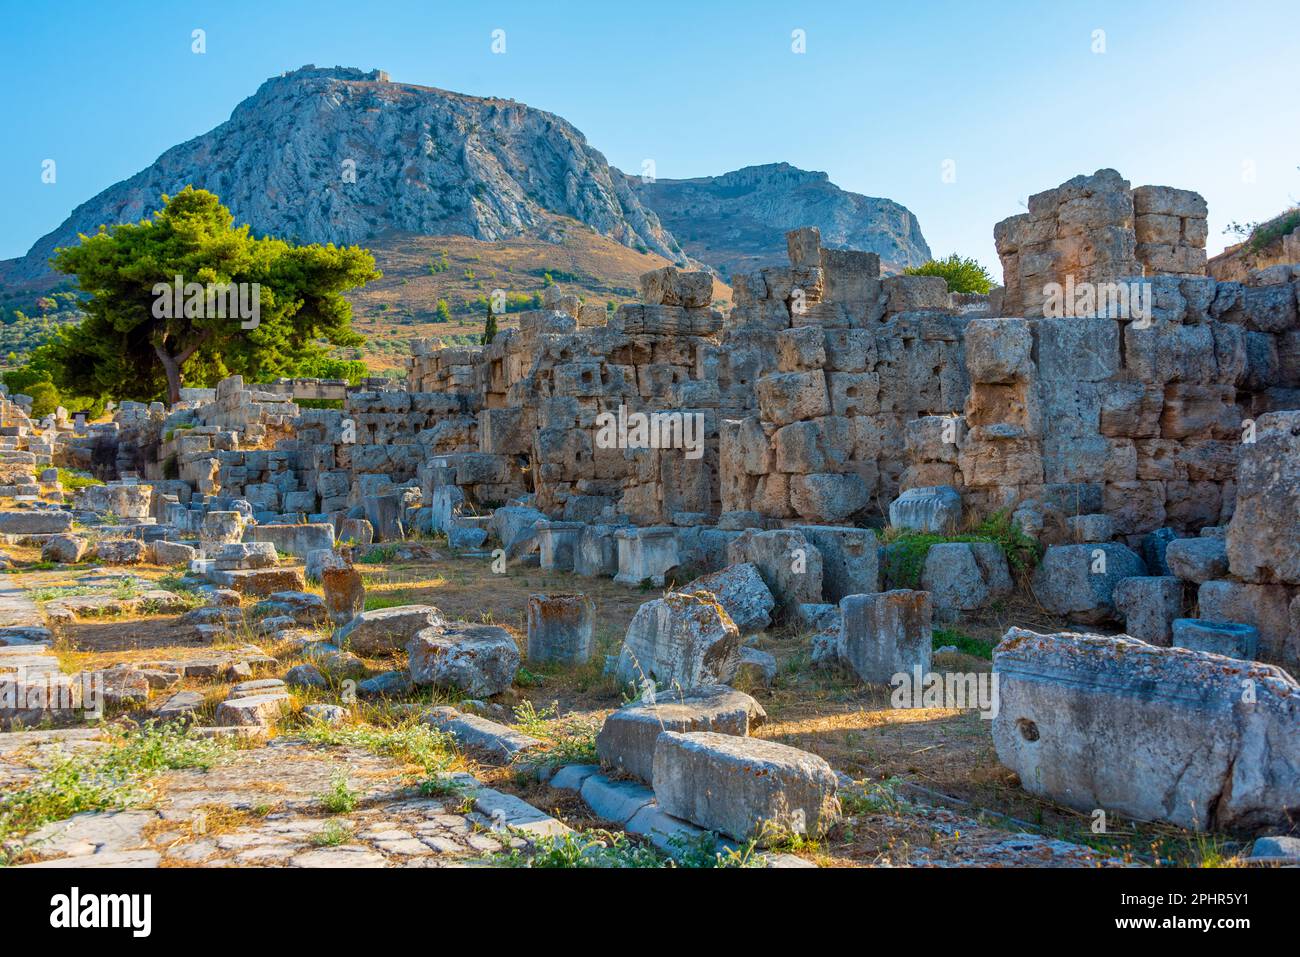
[3,66,686,284]
[628,163,931,278]
[2,67,930,296]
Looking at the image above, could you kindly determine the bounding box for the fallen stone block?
[215,692,290,728]
[920,542,1012,620]
[1172,618,1259,660]
[537,521,584,572]
[356,670,414,698]
[152,690,204,722]
[91,539,146,565]
[614,592,743,690]
[42,534,88,564]
[1197,579,1295,666]
[580,773,656,824]
[213,541,278,570]
[148,540,196,565]
[318,551,364,626]
[247,523,335,558]
[490,505,547,561]
[839,590,932,684]
[735,646,777,690]
[574,524,620,577]
[888,486,961,535]
[1031,543,1147,624]
[421,705,544,759]
[407,623,520,697]
[725,528,823,608]
[284,664,327,689]
[681,563,775,635]
[793,525,879,602]
[337,604,444,656]
[206,567,305,596]
[525,593,594,665]
[992,627,1300,832]
[596,685,766,784]
[1112,576,1183,645]
[652,732,841,843]
[1165,537,1229,583]
[0,510,73,535]
[614,526,680,587]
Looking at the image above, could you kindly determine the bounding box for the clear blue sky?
[3,0,1298,274]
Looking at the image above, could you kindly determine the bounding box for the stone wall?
[994,169,1208,318]
[719,228,970,524]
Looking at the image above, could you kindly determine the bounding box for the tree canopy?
[45,187,379,403]
[904,254,995,295]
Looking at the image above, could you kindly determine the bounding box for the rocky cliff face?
[628,163,930,279]
[5,66,685,282]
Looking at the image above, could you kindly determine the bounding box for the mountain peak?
[628,164,930,279]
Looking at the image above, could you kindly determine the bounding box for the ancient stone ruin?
[2,166,1298,869]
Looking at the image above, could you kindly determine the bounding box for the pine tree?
[481,297,498,345]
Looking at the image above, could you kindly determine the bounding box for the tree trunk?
[152,330,211,405]
[154,345,183,405]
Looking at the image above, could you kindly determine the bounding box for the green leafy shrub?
[932,627,996,660]
[502,829,664,868]
[881,510,1041,589]
[904,254,995,294]
[1249,208,1300,252]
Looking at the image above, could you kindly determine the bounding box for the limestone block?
[1112,576,1183,645]
[920,542,1013,620]
[407,623,520,697]
[526,593,594,665]
[1030,543,1147,624]
[992,628,1300,832]
[888,485,962,534]
[726,528,823,607]
[596,685,766,784]
[1172,618,1258,660]
[839,590,933,684]
[614,592,743,689]
[337,604,445,656]
[651,732,840,842]
[680,563,776,635]
[1225,411,1300,585]
[1165,537,1229,583]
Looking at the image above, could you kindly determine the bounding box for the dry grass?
[28,548,1237,867]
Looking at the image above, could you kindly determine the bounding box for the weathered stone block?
[993,628,1300,832]
[407,623,520,697]
[1172,618,1258,660]
[337,605,444,656]
[726,528,823,607]
[247,523,334,558]
[1112,576,1183,645]
[652,732,841,842]
[792,525,879,603]
[526,593,594,665]
[1197,580,1295,666]
[614,592,743,690]
[537,520,584,572]
[1225,411,1300,585]
[888,485,962,535]
[1165,537,1229,583]
[614,526,680,587]
[920,542,1013,620]
[1031,543,1146,624]
[681,563,775,635]
[839,590,932,684]
[596,685,766,784]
